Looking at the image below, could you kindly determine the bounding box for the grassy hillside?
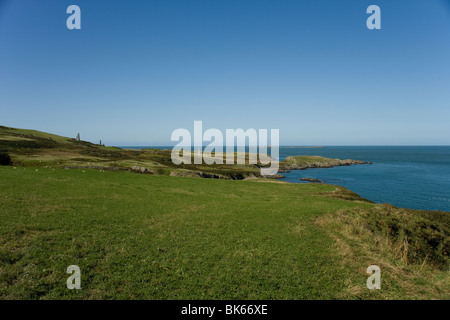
[0,166,448,299]
[0,126,262,179]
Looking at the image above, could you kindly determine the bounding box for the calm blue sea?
[122,146,450,212]
[277,146,450,212]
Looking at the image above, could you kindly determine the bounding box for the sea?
[123,146,450,212]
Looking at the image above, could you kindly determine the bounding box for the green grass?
[0,126,73,144]
[284,156,335,164]
[0,166,448,299]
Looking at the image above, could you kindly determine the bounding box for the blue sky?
[0,0,449,146]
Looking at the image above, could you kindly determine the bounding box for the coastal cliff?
[279,155,371,172]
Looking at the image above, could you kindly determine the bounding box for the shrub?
[0,151,12,165]
[0,139,56,149]
[350,205,449,269]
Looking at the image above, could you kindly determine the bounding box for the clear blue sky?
[0,0,449,146]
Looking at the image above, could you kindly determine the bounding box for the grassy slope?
[0,166,448,299]
[0,126,261,179]
[0,127,73,143]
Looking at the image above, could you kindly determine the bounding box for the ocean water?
[277,146,450,212]
[123,146,450,212]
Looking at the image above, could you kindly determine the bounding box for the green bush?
[0,151,12,165]
[0,139,57,149]
[365,204,449,269]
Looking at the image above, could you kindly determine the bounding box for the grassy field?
[0,166,448,299]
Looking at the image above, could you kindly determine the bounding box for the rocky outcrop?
[169,170,227,179]
[130,166,155,174]
[301,177,322,183]
[262,173,285,179]
[280,156,371,171]
[63,165,128,171]
[168,170,273,180]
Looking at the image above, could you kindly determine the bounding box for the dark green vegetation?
[333,205,449,268]
[0,152,12,166]
[0,126,448,299]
